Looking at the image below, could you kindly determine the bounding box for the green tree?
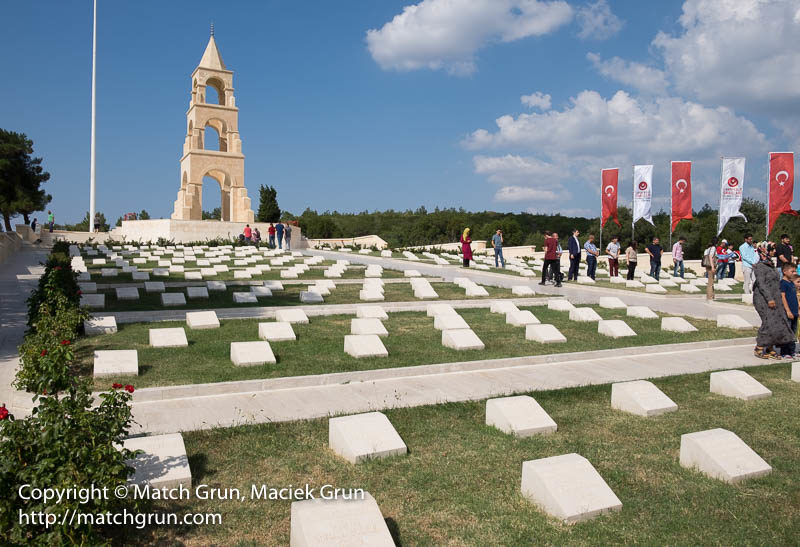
[0,129,51,231]
[139,209,151,220]
[70,211,109,232]
[257,184,281,222]
[202,208,221,220]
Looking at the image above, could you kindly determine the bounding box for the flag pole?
[669,162,673,251]
[599,170,603,254]
[631,166,635,244]
[766,152,770,240]
[89,0,97,233]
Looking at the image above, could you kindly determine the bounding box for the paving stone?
[434,314,470,330]
[122,432,192,491]
[275,308,310,324]
[521,453,622,523]
[442,329,485,350]
[598,297,626,310]
[598,319,636,338]
[486,395,557,437]
[233,292,258,304]
[328,412,406,463]
[149,327,188,348]
[115,287,139,300]
[569,307,603,322]
[506,310,540,326]
[160,293,186,306]
[512,285,536,296]
[710,370,772,400]
[547,299,575,312]
[144,281,165,293]
[525,324,566,343]
[300,291,324,303]
[84,316,117,335]
[717,314,752,330]
[93,350,138,377]
[680,428,772,483]
[611,380,678,416]
[490,300,520,314]
[80,293,105,309]
[230,341,276,366]
[206,280,226,291]
[344,334,389,358]
[258,321,296,342]
[186,311,220,330]
[661,317,697,333]
[356,305,388,320]
[626,306,658,319]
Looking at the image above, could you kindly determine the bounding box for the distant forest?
[291,199,800,260]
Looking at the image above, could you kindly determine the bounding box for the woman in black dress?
[752,243,795,359]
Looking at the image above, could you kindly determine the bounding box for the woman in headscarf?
[752,242,795,358]
[460,228,473,267]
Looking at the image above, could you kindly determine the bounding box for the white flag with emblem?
[632,164,654,226]
[717,157,747,235]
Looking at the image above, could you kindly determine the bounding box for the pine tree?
[256,185,280,222]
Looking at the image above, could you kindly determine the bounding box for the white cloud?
[496,186,561,201]
[520,91,552,110]
[653,0,800,113]
[587,53,669,95]
[365,0,573,75]
[576,0,624,39]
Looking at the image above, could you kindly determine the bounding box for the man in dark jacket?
[567,229,581,281]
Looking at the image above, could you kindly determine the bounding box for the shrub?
[0,382,140,545]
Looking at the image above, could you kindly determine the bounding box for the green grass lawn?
[117,363,799,545]
[92,282,516,312]
[76,306,754,389]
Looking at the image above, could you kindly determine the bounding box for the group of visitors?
[241,222,292,249]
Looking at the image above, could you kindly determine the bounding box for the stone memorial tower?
[171,30,254,222]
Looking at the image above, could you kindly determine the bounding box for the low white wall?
[307,235,387,249]
[405,241,488,252]
[116,219,304,246]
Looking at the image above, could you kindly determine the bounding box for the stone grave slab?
[427,303,458,317]
[659,279,678,288]
[234,270,252,280]
[233,292,258,304]
[626,306,658,319]
[186,311,220,330]
[717,314,752,330]
[521,453,622,523]
[115,287,139,300]
[710,370,771,400]
[646,284,668,294]
[598,297,626,309]
[680,428,771,483]
[577,276,596,284]
[359,289,384,301]
[123,433,192,490]
[611,380,677,416]
[512,285,535,296]
[152,268,169,277]
[344,334,389,358]
[525,324,566,343]
[350,318,389,337]
[548,299,575,312]
[144,281,165,293]
[230,341,276,366]
[184,271,202,281]
[626,280,645,288]
[206,280,226,291]
[661,317,697,333]
[300,291,324,303]
[595,318,635,337]
[486,396,557,437]
[792,362,800,382]
[78,282,97,293]
[131,271,149,281]
[160,293,186,306]
[328,412,406,463]
[466,285,490,297]
[490,300,520,314]
[609,276,626,284]
[186,286,209,299]
[251,286,273,297]
[258,322,296,342]
[680,283,701,293]
[442,329,484,350]
[569,307,602,322]
[506,310,540,326]
[264,280,284,291]
[356,305,388,320]
[101,268,118,277]
[275,308,310,324]
[434,314,470,330]
[84,316,117,335]
[94,350,138,377]
[80,293,105,309]
[149,327,188,348]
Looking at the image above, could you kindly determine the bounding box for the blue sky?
[2,0,799,224]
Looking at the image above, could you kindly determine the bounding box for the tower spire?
[210,22,214,37]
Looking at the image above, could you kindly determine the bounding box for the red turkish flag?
[671,161,692,232]
[769,152,797,233]
[601,168,620,227]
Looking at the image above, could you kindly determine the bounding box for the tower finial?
[210,22,214,37]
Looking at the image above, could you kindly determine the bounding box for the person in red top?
[243,224,252,242]
[268,223,276,248]
[539,231,561,287]
[460,227,473,267]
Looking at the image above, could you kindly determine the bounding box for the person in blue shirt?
[492,229,505,268]
[739,234,757,294]
[779,262,798,357]
[583,234,599,280]
[276,222,285,249]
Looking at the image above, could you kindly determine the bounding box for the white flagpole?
[766,152,771,240]
[669,162,673,250]
[718,157,724,236]
[89,0,97,233]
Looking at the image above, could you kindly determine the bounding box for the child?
[779,262,798,358]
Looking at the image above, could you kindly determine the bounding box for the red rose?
[40,349,47,357]
[112,383,123,389]
[124,385,134,393]
[60,340,71,346]
[0,405,8,420]
[77,290,82,296]
[54,266,62,271]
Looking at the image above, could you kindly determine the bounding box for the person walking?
[753,243,796,359]
[779,262,798,358]
[606,236,620,277]
[646,237,663,280]
[460,228,473,267]
[551,232,563,285]
[285,223,292,250]
[584,234,599,280]
[715,240,730,280]
[671,236,686,278]
[539,231,559,286]
[268,223,276,248]
[702,237,718,300]
[567,229,581,281]
[243,224,252,242]
[625,241,638,280]
[740,234,757,294]
[491,229,505,268]
[47,210,54,232]
[30,217,37,232]
[276,221,285,249]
